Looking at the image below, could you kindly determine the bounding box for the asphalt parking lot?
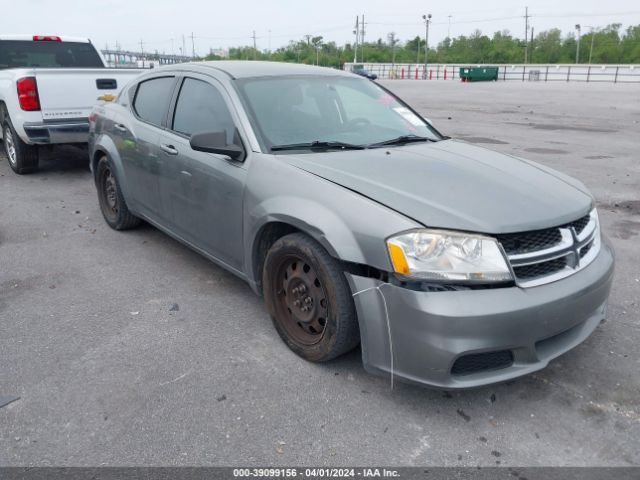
[1,80,639,467]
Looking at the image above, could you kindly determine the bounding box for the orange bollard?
[429,69,433,80]
[444,68,447,80]
[415,68,418,80]
[401,67,404,79]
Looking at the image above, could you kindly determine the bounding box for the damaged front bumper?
[347,238,614,389]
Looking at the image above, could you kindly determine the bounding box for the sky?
[5,0,640,55]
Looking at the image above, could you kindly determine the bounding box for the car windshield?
[0,40,104,69]
[235,75,441,152]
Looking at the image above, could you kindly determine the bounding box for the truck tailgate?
[34,68,142,121]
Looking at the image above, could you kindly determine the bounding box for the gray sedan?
[88,61,614,389]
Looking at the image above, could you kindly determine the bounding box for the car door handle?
[160,144,178,155]
[114,123,127,132]
[180,170,192,178]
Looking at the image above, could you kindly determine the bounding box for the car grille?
[579,241,593,258]
[498,210,600,287]
[563,215,590,235]
[451,350,514,376]
[513,257,568,279]
[498,227,562,255]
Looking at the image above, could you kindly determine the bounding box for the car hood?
[281,139,593,234]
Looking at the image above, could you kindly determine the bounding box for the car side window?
[132,76,175,126]
[172,78,235,144]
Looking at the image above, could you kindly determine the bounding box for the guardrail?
[344,63,640,83]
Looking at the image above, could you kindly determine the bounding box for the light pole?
[587,26,596,64]
[422,13,431,79]
[575,24,581,63]
[448,15,452,39]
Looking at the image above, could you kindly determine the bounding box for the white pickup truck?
[0,35,143,174]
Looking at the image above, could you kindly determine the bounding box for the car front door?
[157,75,247,271]
[120,75,177,221]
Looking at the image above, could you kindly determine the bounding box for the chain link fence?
[344,62,640,83]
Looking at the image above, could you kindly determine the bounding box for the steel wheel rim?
[273,254,329,345]
[101,166,119,219]
[4,127,17,167]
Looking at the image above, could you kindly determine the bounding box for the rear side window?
[133,77,175,127]
[0,40,103,69]
[172,78,235,143]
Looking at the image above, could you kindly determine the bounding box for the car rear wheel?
[263,233,360,362]
[95,155,141,230]
[3,118,39,174]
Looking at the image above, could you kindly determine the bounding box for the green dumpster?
[459,67,499,82]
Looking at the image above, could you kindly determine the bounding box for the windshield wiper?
[271,140,365,151]
[367,135,434,148]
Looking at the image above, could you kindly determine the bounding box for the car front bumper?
[23,120,90,145]
[347,237,614,389]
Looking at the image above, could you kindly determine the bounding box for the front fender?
[250,196,364,261]
[244,154,421,289]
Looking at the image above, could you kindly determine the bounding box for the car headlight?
[386,229,513,282]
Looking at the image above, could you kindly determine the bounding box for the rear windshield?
[0,40,104,69]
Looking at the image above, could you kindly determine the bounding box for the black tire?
[3,117,39,174]
[263,233,360,362]
[95,155,141,230]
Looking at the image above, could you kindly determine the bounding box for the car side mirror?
[190,130,244,161]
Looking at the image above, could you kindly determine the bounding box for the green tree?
[207,24,640,66]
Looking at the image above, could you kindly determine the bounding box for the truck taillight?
[17,77,41,111]
[33,35,61,41]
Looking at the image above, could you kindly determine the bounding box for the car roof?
[0,34,91,43]
[172,61,356,79]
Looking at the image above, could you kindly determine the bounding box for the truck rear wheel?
[3,118,39,174]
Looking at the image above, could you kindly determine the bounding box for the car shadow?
[119,212,539,405]
[36,145,91,174]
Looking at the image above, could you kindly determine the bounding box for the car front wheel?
[263,233,360,362]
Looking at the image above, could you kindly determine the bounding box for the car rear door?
[119,75,177,220]
[156,74,247,271]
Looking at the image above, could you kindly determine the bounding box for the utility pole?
[252,31,257,60]
[115,41,121,67]
[182,35,186,60]
[140,39,145,68]
[353,16,359,63]
[388,32,397,66]
[529,26,534,62]
[447,15,452,39]
[360,14,366,63]
[523,6,530,64]
[422,13,431,79]
[575,24,581,63]
[190,32,195,59]
[530,26,534,53]
[416,37,420,64]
